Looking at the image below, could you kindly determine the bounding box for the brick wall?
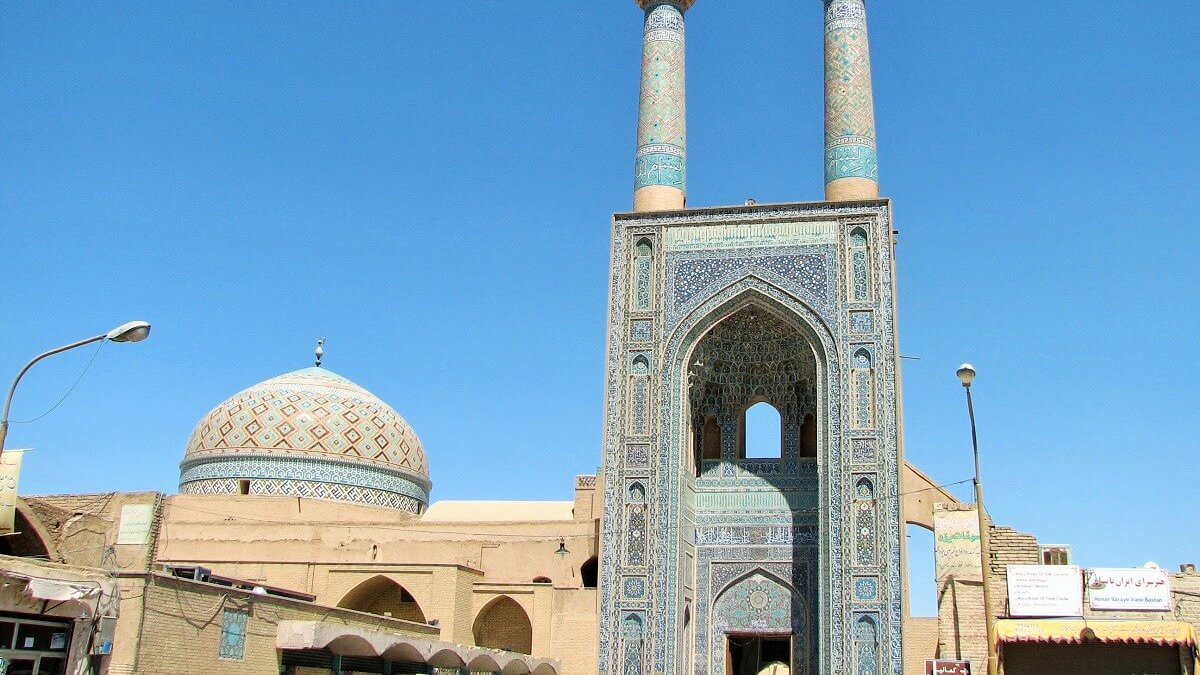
[1171,570,1200,631]
[988,525,1041,618]
[902,616,939,675]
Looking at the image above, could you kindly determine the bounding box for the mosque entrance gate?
[598,205,904,675]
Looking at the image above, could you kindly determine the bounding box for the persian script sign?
[934,504,981,582]
[665,221,837,251]
[116,503,156,545]
[1007,565,1083,617]
[1087,567,1172,611]
[926,660,971,675]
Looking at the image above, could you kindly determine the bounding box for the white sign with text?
[1087,567,1172,611]
[1007,565,1083,617]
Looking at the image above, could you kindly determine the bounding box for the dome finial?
[314,337,326,367]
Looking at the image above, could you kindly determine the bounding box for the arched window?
[473,596,533,654]
[337,576,426,623]
[742,401,782,459]
[701,415,722,460]
[580,556,599,589]
[800,412,817,458]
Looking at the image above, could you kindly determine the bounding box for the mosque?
[2,2,1198,675]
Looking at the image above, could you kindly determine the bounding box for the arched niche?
[473,596,533,655]
[337,575,426,624]
[712,570,799,635]
[580,556,599,589]
[0,501,59,560]
[686,301,820,472]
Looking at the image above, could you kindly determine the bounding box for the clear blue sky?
[3,3,1197,616]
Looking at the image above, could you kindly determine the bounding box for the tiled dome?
[179,367,430,513]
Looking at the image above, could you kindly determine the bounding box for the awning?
[25,577,102,603]
[0,555,120,617]
[277,620,561,675]
[995,619,1198,647]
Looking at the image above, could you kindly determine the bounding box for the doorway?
[726,634,791,675]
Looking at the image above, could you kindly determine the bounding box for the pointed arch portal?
[337,576,426,624]
[472,596,533,655]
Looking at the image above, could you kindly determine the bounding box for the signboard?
[934,505,982,582]
[1007,565,1083,617]
[926,660,971,675]
[116,503,155,545]
[0,449,26,533]
[1087,567,1172,611]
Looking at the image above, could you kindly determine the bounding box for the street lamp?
[0,321,152,459]
[957,363,998,675]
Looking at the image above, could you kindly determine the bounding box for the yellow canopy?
[995,619,1197,647]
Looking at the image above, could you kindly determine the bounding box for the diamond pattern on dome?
[183,367,429,481]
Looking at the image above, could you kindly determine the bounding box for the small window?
[237,479,250,495]
[532,576,552,584]
[1040,545,1071,566]
[219,608,247,660]
[743,402,782,459]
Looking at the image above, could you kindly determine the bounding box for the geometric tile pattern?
[219,608,247,660]
[180,477,423,514]
[630,319,653,342]
[184,367,427,479]
[667,250,836,325]
[180,366,429,512]
[634,3,688,192]
[713,573,793,634]
[850,311,874,333]
[179,454,429,504]
[853,576,879,602]
[824,0,879,185]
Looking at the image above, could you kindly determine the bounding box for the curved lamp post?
[958,363,998,675]
[0,321,152,459]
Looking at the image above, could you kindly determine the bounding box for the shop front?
[0,614,75,675]
[996,619,1199,675]
[0,556,119,675]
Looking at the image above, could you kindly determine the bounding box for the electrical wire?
[9,339,106,424]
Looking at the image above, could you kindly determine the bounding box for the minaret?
[632,0,694,212]
[824,0,880,201]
